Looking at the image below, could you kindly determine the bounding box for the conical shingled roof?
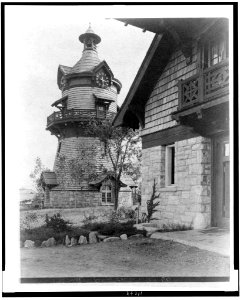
[70,24,101,74]
[71,50,101,73]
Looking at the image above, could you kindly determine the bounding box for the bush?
[20,225,90,245]
[82,210,98,225]
[82,220,145,237]
[118,207,136,220]
[158,223,193,232]
[45,213,72,232]
[20,212,39,231]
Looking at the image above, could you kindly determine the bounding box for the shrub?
[82,210,98,225]
[81,220,145,237]
[20,224,90,245]
[108,210,122,224]
[118,207,136,220]
[158,223,193,232]
[147,179,160,223]
[45,213,72,232]
[20,212,39,231]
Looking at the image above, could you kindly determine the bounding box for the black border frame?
[1,1,239,297]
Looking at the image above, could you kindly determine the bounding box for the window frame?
[165,144,175,186]
[101,184,113,204]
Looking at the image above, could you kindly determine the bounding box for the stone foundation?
[141,136,211,229]
[45,188,133,209]
[47,190,102,208]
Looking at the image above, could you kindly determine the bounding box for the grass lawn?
[21,238,229,278]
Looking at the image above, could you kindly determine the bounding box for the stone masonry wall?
[141,136,211,229]
[48,190,102,208]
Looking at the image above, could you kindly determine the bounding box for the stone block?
[78,235,88,245]
[89,231,98,244]
[24,240,35,248]
[65,235,71,246]
[128,234,144,239]
[70,237,78,246]
[120,234,128,240]
[103,237,120,242]
[45,237,56,247]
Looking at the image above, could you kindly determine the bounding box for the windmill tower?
[41,24,130,208]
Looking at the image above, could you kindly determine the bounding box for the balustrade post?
[198,70,204,103]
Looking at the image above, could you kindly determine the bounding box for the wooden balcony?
[47,109,116,129]
[172,60,229,137]
[178,60,229,111]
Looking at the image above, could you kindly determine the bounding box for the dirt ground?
[21,238,229,278]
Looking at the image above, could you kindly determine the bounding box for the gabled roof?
[41,172,58,186]
[89,172,127,187]
[92,60,114,78]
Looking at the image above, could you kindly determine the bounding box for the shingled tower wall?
[44,25,127,208]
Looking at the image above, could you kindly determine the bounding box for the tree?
[30,157,50,195]
[87,118,141,210]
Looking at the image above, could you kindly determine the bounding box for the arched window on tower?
[101,184,112,204]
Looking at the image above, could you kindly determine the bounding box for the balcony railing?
[47,109,116,127]
[178,60,229,110]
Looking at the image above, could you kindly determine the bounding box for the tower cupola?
[79,23,101,51]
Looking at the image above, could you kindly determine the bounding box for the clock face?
[96,71,110,88]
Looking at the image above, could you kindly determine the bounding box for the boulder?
[97,234,108,241]
[103,237,120,242]
[45,237,56,247]
[78,235,87,245]
[41,241,47,247]
[24,240,35,248]
[70,237,77,246]
[65,235,71,246]
[89,232,98,244]
[120,234,128,240]
[128,234,144,239]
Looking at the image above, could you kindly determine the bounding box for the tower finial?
[79,24,101,50]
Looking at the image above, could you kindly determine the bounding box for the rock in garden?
[70,237,77,246]
[120,234,128,240]
[97,234,108,241]
[78,235,87,245]
[103,237,120,242]
[24,240,35,248]
[65,235,71,246]
[45,237,56,247]
[128,234,144,239]
[89,232,98,244]
[41,241,47,247]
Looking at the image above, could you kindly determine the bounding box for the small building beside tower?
[42,25,137,208]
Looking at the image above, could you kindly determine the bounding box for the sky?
[5,6,155,190]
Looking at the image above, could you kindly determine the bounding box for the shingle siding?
[142,45,198,136]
